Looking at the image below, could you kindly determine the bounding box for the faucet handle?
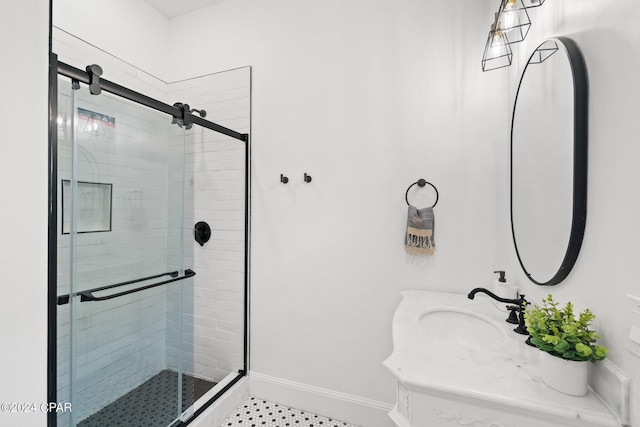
[506,306,519,324]
[512,294,528,310]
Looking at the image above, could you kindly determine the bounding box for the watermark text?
[1,402,72,413]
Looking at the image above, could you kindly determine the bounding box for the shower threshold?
[78,370,216,427]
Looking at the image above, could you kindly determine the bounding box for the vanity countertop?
[383,290,620,427]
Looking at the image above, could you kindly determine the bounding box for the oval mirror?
[511,37,588,286]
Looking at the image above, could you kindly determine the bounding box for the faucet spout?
[467,287,529,335]
[467,287,523,306]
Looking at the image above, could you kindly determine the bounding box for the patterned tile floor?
[219,397,359,427]
[78,370,215,427]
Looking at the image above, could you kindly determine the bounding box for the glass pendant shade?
[523,0,545,8]
[491,0,531,46]
[482,30,513,71]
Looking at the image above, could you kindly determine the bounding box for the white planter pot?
[539,351,588,396]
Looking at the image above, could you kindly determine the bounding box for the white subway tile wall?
[54,29,249,426]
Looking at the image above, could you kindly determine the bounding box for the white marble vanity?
[383,291,621,427]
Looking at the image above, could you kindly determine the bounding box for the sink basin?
[419,308,506,348]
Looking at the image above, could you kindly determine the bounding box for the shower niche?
[61,180,112,234]
[51,32,250,427]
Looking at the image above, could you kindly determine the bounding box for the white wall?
[53,0,170,82]
[168,0,507,420]
[0,1,49,426]
[501,2,640,426]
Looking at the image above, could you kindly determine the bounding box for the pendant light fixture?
[482,0,547,72]
[482,22,513,71]
[491,0,531,47]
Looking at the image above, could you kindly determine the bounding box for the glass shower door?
[56,76,199,427]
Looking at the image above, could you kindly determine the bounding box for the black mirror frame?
[510,36,588,286]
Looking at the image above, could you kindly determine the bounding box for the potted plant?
[524,294,608,396]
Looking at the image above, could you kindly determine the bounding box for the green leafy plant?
[524,294,608,362]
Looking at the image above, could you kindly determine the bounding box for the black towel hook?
[405,178,439,208]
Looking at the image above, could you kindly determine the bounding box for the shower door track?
[48,52,251,427]
[56,61,249,143]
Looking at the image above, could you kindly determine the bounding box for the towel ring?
[405,179,439,208]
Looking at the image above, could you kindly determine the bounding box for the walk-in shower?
[48,54,250,427]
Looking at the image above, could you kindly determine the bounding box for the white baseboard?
[249,371,395,427]
[388,405,410,427]
[187,376,249,427]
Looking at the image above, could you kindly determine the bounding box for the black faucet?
[467,288,529,335]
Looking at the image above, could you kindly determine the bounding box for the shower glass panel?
[182,122,247,383]
[56,76,206,427]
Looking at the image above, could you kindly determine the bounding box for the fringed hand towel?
[405,205,435,255]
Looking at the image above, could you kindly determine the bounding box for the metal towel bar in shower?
[56,269,195,305]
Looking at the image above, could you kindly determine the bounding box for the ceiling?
[144,0,229,19]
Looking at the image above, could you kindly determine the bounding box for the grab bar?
[80,269,195,302]
[56,270,195,305]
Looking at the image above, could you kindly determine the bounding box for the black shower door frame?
[47,52,250,427]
